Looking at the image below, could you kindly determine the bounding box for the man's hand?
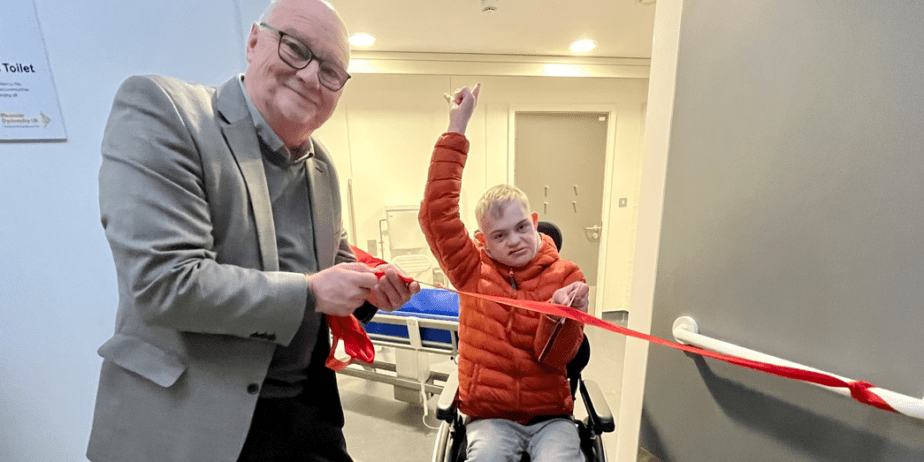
[367,264,421,312]
[552,281,590,313]
[445,83,481,135]
[305,263,379,316]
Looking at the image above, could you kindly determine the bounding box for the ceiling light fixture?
[349,33,376,47]
[541,64,590,77]
[569,39,597,53]
[481,0,499,13]
[347,59,377,74]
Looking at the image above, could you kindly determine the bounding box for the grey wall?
[641,2,924,461]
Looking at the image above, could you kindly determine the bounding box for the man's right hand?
[305,263,378,316]
[445,83,481,135]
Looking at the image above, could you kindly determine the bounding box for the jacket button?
[247,383,260,394]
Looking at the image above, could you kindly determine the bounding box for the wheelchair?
[430,337,615,462]
[429,221,614,461]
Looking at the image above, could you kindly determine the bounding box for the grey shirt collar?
[238,75,314,164]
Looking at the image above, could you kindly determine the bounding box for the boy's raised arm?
[419,84,483,290]
[445,83,481,135]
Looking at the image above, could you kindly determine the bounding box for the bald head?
[260,0,349,44]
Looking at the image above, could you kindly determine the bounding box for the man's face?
[244,0,349,144]
[480,201,539,268]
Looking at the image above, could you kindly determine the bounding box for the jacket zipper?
[508,268,517,290]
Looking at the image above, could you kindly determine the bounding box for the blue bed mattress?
[364,288,459,344]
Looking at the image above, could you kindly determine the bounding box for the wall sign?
[1,0,66,141]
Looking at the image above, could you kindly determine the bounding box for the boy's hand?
[552,282,590,313]
[445,83,481,135]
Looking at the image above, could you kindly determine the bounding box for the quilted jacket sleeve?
[418,133,482,291]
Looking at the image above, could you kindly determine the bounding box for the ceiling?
[331,0,657,59]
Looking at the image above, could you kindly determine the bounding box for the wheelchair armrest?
[579,379,615,434]
[436,369,459,422]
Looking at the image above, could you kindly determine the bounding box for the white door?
[514,112,609,309]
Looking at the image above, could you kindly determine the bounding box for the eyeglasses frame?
[258,22,351,91]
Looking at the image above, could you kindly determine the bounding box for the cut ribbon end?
[325,314,375,372]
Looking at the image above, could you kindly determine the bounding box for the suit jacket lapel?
[307,157,336,268]
[216,77,279,271]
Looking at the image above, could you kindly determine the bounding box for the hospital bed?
[337,288,460,405]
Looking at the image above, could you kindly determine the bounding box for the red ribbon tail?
[325,314,375,372]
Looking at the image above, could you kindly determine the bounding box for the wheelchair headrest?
[536,221,563,251]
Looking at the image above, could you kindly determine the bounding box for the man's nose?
[294,60,322,89]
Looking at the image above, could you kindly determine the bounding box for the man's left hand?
[367,264,420,311]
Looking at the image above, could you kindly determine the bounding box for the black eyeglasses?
[259,22,351,91]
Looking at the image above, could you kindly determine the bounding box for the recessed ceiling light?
[349,33,376,47]
[569,39,597,53]
[347,59,377,74]
[541,64,590,77]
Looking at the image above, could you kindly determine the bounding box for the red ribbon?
[449,289,897,413]
[325,274,897,413]
[324,270,416,372]
[325,313,375,372]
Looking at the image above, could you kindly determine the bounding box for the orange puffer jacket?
[419,132,585,424]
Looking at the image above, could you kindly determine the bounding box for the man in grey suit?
[88,1,419,461]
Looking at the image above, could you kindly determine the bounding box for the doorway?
[513,111,611,315]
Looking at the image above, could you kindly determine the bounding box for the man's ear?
[531,212,539,228]
[245,23,260,62]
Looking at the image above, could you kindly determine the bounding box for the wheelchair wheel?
[431,418,469,462]
[431,420,452,462]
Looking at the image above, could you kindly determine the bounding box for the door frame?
[507,104,619,319]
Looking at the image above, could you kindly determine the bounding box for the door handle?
[583,224,602,241]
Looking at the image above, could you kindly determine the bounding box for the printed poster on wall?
[1,0,66,141]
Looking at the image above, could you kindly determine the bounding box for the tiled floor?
[338,311,629,462]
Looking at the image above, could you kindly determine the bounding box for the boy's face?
[480,200,540,268]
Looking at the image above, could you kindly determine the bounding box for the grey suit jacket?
[88,75,355,462]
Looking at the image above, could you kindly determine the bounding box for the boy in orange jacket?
[418,84,589,462]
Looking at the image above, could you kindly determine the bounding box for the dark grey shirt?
[239,77,324,398]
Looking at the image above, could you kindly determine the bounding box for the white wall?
[318,73,649,313]
[0,1,647,460]
[1,1,246,460]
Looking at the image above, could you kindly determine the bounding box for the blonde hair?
[475,184,531,227]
